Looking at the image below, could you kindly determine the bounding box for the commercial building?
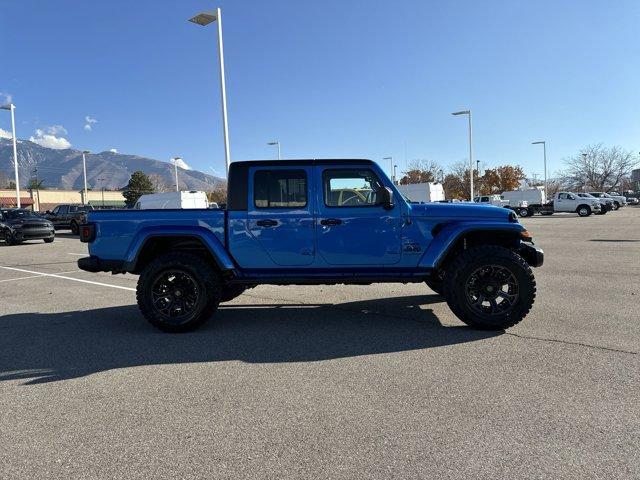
[0,189,126,211]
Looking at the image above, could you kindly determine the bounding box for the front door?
[246,166,315,267]
[315,166,401,266]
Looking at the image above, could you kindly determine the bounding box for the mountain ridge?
[0,139,225,191]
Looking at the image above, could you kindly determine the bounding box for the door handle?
[256,219,278,227]
[320,218,343,226]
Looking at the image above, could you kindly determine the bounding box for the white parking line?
[0,266,136,291]
[0,270,80,283]
[67,253,86,256]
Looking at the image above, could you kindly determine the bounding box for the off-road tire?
[220,285,246,302]
[44,237,55,243]
[70,221,79,235]
[137,252,221,333]
[443,245,536,330]
[577,205,591,217]
[425,269,445,296]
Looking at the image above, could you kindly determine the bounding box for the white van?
[134,191,210,210]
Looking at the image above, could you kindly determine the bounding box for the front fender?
[418,222,525,269]
[125,225,235,271]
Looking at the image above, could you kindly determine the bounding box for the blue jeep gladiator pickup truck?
[78,159,543,332]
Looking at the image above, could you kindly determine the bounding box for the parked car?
[0,208,55,245]
[588,192,625,210]
[576,193,613,214]
[43,204,94,234]
[78,159,544,333]
[625,196,638,205]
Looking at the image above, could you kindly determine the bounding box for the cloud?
[84,115,97,131]
[0,128,12,139]
[0,92,12,105]
[109,148,118,153]
[170,157,192,170]
[29,127,71,149]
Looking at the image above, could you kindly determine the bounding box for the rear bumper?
[78,256,126,273]
[518,243,544,268]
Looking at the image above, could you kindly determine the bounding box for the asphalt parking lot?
[1,208,638,479]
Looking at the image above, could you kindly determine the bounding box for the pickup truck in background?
[588,192,626,210]
[43,204,95,234]
[473,194,528,215]
[78,159,544,333]
[501,190,601,217]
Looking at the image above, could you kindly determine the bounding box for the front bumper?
[518,243,544,268]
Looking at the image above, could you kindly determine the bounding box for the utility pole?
[32,167,40,211]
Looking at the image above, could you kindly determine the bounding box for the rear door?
[315,166,401,265]
[246,166,315,267]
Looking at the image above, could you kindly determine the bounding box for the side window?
[59,205,69,214]
[254,170,307,208]
[323,169,382,207]
[481,196,489,202]
[69,205,78,213]
[567,194,575,200]
[52,206,60,215]
[558,193,568,200]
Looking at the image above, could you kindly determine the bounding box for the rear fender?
[418,222,525,269]
[125,226,235,272]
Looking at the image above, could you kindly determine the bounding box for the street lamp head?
[451,110,470,116]
[382,156,392,160]
[267,141,279,146]
[0,104,13,110]
[188,12,217,26]
[532,141,545,145]
[83,150,90,154]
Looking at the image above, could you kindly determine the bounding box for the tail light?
[80,223,95,243]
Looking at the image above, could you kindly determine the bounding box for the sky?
[1,0,639,179]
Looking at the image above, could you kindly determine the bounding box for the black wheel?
[577,205,591,217]
[5,232,22,245]
[70,221,79,235]
[518,208,529,218]
[425,269,445,296]
[612,201,620,211]
[220,285,246,302]
[444,245,536,330]
[136,252,221,332]
[44,237,55,243]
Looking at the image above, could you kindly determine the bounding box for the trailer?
[396,182,445,203]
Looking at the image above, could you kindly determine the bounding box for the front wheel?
[137,253,221,332]
[612,202,620,211]
[43,237,55,243]
[518,208,529,218]
[577,206,591,217]
[4,232,23,245]
[443,246,536,330]
[70,221,79,235]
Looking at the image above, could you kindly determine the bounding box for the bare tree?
[148,173,171,193]
[560,144,638,191]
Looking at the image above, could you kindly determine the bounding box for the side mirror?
[378,187,394,210]
[45,210,52,214]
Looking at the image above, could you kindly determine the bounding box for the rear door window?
[254,170,307,208]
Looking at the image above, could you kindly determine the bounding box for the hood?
[409,202,514,220]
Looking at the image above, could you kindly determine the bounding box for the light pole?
[393,164,398,185]
[383,157,393,181]
[189,9,231,177]
[532,141,547,194]
[82,150,90,204]
[172,157,182,191]
[452,110,474,200]
[97,177,106,208]
[1,103,20,207]
[267,141,281,160]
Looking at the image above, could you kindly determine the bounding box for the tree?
[560,144,638,191]
[207,184,227,204]
[27,178,46,190]
[148,173,171,193]
[399,160,442,185]
[123,171,155,207]
[478,165,526,194]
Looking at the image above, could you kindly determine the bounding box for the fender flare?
[418,222,525,269]
[124,225,235,272]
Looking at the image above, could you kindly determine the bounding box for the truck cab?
[79,159,543,333]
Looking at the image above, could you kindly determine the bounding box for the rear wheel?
[612,201,620,211]
[137,253,221,332]
[5,232,23,245]
[444,245,536,330]
[70,221,79,235]
[44,237,54,243]
[518,208,529,217]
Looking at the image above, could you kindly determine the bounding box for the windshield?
[4,209,40,220]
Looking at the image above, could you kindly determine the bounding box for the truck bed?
[85,209,226,263]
